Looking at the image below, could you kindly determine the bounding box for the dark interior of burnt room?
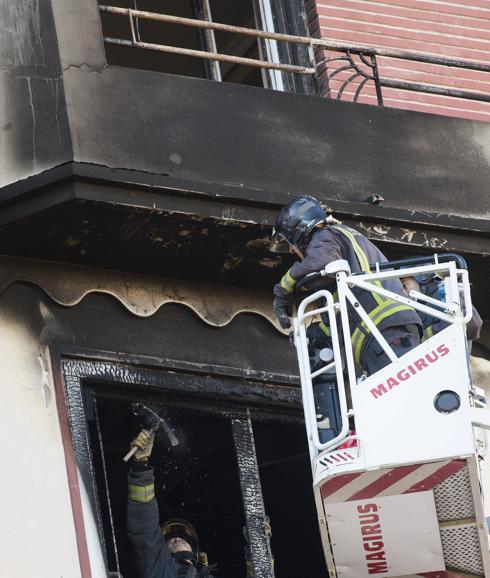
[98,0,264,87]
[1,201,487,320]
[86,389,327,577]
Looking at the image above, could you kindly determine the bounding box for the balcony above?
[96,2,490,119]
[0,0,489,314]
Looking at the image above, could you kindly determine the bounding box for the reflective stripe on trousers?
[422,325,434,342]
[351,301,416,364]
[330,225,415,362]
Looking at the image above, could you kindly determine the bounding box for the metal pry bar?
[135,402,179,447]
[123,402,179,462]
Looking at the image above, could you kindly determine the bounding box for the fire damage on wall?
[1,2,490,576]
[26,272,328,578]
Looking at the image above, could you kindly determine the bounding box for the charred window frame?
[57,354,306,578]
[262,0,317,95]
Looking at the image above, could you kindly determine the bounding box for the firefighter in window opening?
[400,274,482,349]
[270,195,422,443]
[127,429,216,578]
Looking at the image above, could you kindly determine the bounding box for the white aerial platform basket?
[293,255,490,578]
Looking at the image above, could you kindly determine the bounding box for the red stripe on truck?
[404,460,466,494]
[346,464,422,501]
[320,472,363,499]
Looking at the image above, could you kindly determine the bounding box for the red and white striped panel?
[403,572,461,578]
[404,572,461,578]
[320,459,466,504]
[320,459,468,578]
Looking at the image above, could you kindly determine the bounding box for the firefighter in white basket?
[270,196,422,442]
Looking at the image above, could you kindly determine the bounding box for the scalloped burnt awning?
[0,255,285,332]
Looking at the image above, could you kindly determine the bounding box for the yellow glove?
[130,428,155,462]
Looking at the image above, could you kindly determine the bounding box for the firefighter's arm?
[127,433,173,577]
[424,318,449,341]
[273,273,295,329]
[273,231,342,329]
[289,229,343,280]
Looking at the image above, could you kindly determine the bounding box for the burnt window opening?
[89,396,246,577]
[98,0,317,95]
[63,359,326,578]
[253,421,326,577]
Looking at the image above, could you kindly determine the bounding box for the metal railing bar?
[325,63,355,80]
[201,0,221,82]
[358,52,373,68]
[374,48,490,73]
[132,0,141,42]
[345,51,375,80]
[100,5,316,46]
[337,71,362,100]
[314,42,490,73]
[354,76,370,102]
[128,8,137,44]
[104,37,316,74]
[322,56,350,64]
[100,4,490,104]
[381,78,490,103]
[99,5,490,73]
[371,55,384,105]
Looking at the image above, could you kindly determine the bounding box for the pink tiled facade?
[307,0,490,122]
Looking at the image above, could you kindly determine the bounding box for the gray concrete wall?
[2,0,490,235]
[0,0,72,188]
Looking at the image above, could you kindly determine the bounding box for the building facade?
[308,0,490,121]
[0,1,489,577]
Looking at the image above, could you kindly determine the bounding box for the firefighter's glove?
[130,428,155,463]
[273,285,293,330]
[264,516,272,539]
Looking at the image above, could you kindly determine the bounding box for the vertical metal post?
[232,411,275,578]
[133,0,142,42]
[370,53,384,106]
[202,0,222,81]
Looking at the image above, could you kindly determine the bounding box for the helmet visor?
[161,519,198,551]
[269,230,290,254]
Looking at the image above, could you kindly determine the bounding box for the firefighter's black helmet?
[161,518,199,552]
[270,195,326,254]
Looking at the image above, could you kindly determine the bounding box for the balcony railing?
[99,5,490,106]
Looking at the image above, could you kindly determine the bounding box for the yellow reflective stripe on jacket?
[128,483,155,503]
[319,321,331,337]
[318,291,338,337]
[280,269,296,293]
[331,225,370,273]
[422,325,434,342]
[351,301,415,363]
[331,225,385,306]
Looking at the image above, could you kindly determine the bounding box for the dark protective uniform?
[276,224,422,374]
[275,224,423,443]
[417,276,482,344]
[127,466,215,578]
